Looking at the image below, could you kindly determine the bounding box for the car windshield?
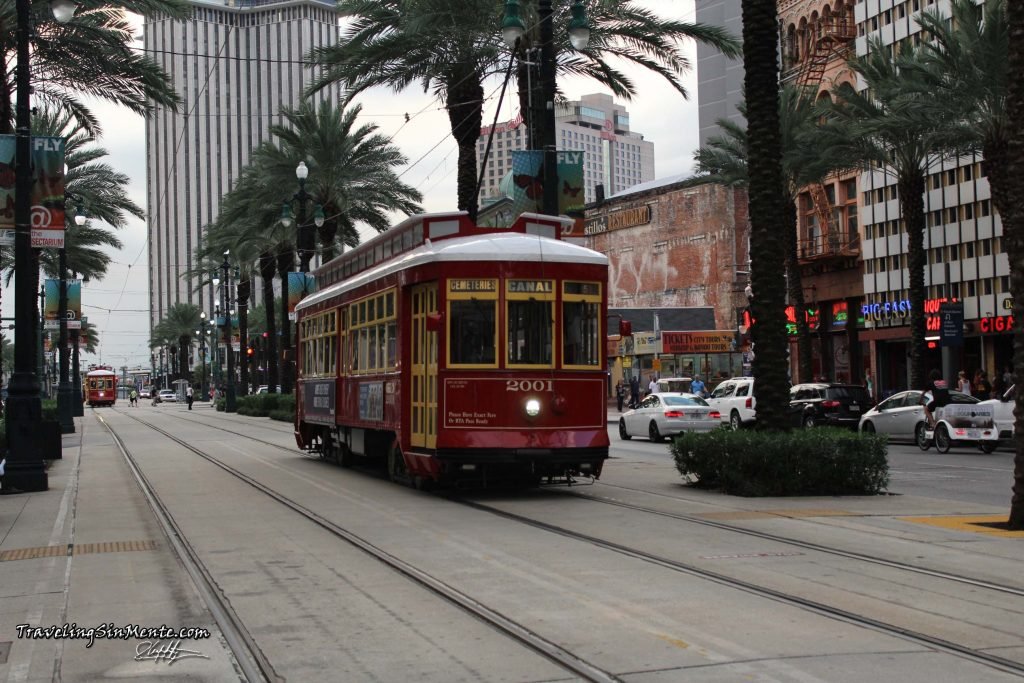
[662,395,709,407]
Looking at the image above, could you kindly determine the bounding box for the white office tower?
[145,0,341,330]
[475,93,655,206]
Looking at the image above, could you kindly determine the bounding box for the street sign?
[940,302,964,347]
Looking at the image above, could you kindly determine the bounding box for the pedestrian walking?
[186,385,194,410]
[129,389,138,407]
[647,374,658,397]
[957,370,971,396]
[629,375,640,409]
[615,381,625,412]
[976,370,992,399]
[690,375,706,398]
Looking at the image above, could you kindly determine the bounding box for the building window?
[931,174,941,190]
[890,256,900,271]
[947,207,957,224]
[865,224,874,239]
[982,238,992,255]
[948,245,958,261]
[1001,276,1010,292]
[984,278,993,295]
[946,169,956,186]
[965,242,975,258]
[963,203,974,220]
[933,248,944,264]
[963,165,973,181]
[980,200,991,217]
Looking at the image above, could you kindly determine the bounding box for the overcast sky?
[2,0,705,371]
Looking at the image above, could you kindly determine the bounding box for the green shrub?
[671,427,889,496]
[269,409,293,422]
[234,394,294,421]
[215,398,226,412]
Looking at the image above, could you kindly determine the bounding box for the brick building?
[585,180,750,384]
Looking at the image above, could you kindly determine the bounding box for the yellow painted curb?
[899,515,1024,538]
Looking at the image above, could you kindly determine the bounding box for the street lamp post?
[502,0,590,216]
[57,204,86,434]
[220,252,237,412]
[280,161,324,394]
[195,328,207,399]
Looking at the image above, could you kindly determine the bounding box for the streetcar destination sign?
[449,279,495,292]
[508,280,553,294]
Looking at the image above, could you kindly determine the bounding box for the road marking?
[899,515,1024,538]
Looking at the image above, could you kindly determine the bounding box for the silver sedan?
[618,392,721,442]
[858,390,976,441]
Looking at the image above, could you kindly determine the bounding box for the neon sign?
[980,315,1014,334]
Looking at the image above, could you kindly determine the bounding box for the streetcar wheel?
[979,441,998,454]
[649,421,664,443]
[934,425,952,454]
[915,422,932,451]
[618,419,631,440]
[730,411,741,431]
[387,441,409,484]
[862,421,875,434]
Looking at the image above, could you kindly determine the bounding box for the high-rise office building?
[476,93,655,206]
[145,0,341,331]
[695,0,745,147]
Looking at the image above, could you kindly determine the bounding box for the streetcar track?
[107,407,1024,676]
[455,498,1024,678]
[150,407,1024,599]
[103,407,623,683]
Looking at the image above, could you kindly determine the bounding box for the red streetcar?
[84,367,118,407]
[294,211,611,487]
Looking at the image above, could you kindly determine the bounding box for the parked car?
[618,392,721,442]
[655,377,693,394]
[255,385,282,395]
[705,377,755,430]
[979,384,1015,440]
[789,383,871,429]
[139,389,151,399]
[157,389,177,403]
[858,390,977,441]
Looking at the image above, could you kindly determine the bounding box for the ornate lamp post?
[502,0,589,216]
[6,0,82,490]
[219,251,237,412]
[279,161,324,393]
[194,327,207,399]
[56,204,86,433]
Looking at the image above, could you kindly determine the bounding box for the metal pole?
[222,255,236,412]
[38,285,46,398]
[72,329,82,416]
[5,0,48,490]
[57,248,74,432]
[538,0,559,217]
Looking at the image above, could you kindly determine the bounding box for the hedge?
[671,427,889,496]
[234,394,295,421]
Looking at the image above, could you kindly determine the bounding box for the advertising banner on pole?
[0,134,67,248]
[287,272,316,321]
[43,279,82,329]
[509,150,586,219]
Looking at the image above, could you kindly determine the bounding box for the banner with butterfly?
[0,134,66,249]
[510,150,585,221]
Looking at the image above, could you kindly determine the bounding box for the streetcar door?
[410,283,438,449]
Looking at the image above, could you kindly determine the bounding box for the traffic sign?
[940,302,964,347]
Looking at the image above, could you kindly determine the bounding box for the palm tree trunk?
[277,248,294,395]
[999,0,1024,529]
[237,276,251,395]
[446,68,484,221]
[898,172,928,391]
[259,252,279,394]
[318,219,339,264]
[742,0,790,429]
[784,197,813,383]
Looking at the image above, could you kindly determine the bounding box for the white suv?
[706,377,755,430]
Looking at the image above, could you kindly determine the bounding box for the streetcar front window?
[508,300,553,366]
[563,281,602,368]
[449,300,496,365]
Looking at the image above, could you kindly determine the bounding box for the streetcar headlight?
[525,399,541,417]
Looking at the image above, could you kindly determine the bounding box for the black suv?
[789,383,871,429]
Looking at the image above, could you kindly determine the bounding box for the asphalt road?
[606,425,1018,508]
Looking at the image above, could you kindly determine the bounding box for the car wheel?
[618,419,632,441]
[803,415,815,429]
[979,441,998,454]
[862,421,875,434]
[915,422,932,451]
[649,421,664,443]
[934,425,952,454]
[730,410,741,431]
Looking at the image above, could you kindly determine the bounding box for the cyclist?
[921,369,951,428]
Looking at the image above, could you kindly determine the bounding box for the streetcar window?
[449,300,496,365]
[508,300,553,366]
[385,292,394,317]
[386,321,397,367]
[412,223,423,245]
[563,300,600,366]
[383,239,392,259]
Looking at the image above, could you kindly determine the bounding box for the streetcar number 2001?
[506,380,553,392]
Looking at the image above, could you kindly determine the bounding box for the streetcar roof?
[297,231,607,314]
[85,369,117,376]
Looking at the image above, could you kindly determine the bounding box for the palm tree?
[153,303,202,384]
[906,0,1022,528]
[694,86,826,384]
[1006,0,1024,530]
[259,101,422,263]
[310,0,739,220]
[818,39,967,390]
[738,0,789,428]
[0,0,186,135]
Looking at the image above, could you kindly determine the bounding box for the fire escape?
[791,15,858,263]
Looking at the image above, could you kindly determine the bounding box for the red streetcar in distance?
[84,366,118,407]
[294,211,611,488]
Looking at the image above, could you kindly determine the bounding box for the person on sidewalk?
[921,369,951,428]
[129,389,138,407]
[186,385,194,410]
[691,375,706,398]
[615,381,625,412]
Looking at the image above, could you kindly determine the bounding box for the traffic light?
[247,346,254,357]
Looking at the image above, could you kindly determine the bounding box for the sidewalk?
[0,415,239,682]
